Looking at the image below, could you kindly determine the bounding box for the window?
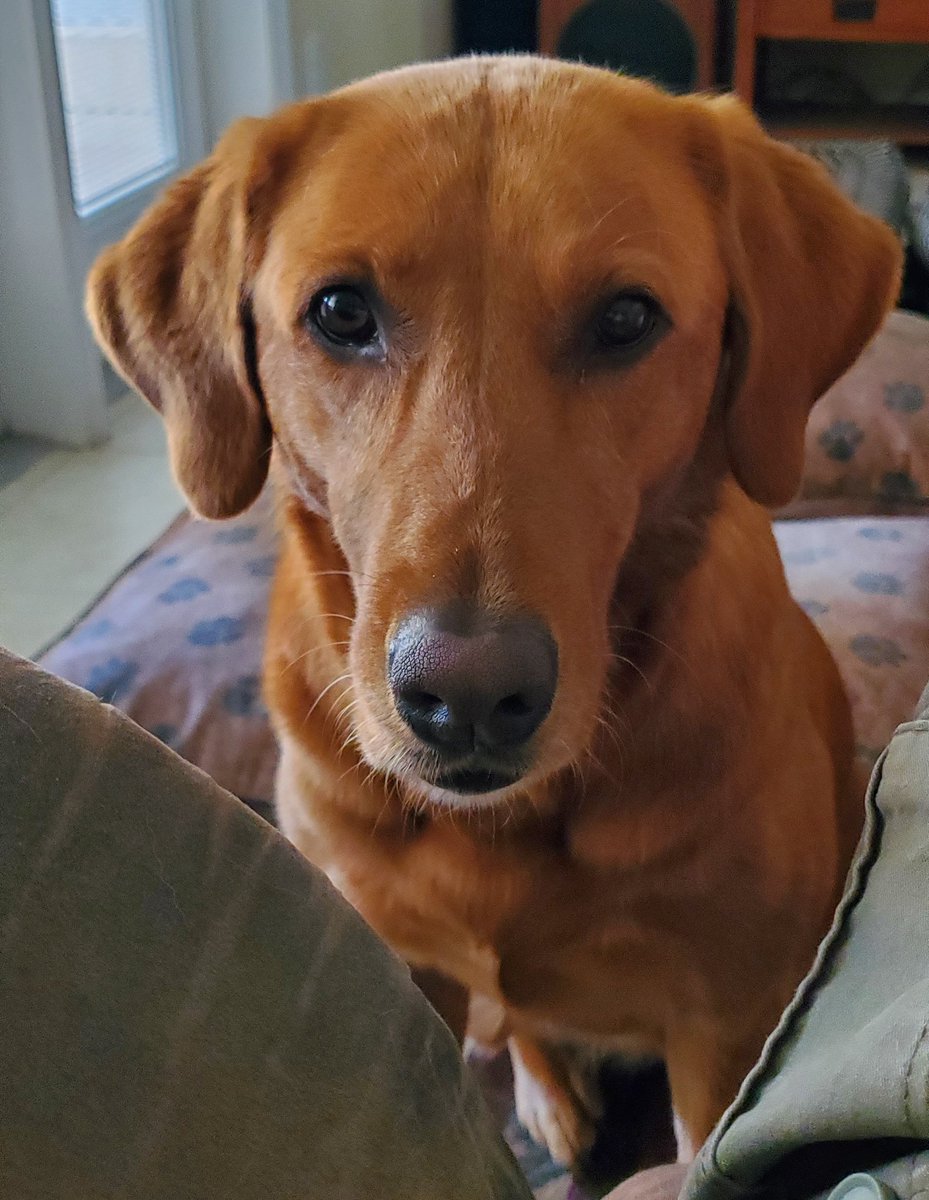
[50,0,179,217]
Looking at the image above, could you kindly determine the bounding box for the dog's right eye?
[308,286,379,349]
[595,292,665,354]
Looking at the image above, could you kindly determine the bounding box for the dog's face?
[87,58,899,807]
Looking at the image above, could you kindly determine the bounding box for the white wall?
[0,3,108,447]
[288,0,452,96]
[0,1,205,448]
[196,0,297,146]
[196,0,453,147]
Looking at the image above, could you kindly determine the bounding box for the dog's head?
[87,58,899,808]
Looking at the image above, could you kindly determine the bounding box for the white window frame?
[0,0,296,446]
[51,0,182,219]
[36,0,207,274]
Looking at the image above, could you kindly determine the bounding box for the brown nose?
[388,603,558,757]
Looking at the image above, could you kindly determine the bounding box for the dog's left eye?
[309,286,379,348]
[595,293,661,351]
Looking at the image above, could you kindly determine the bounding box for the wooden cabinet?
[733,0,929,142]
[739,0,929,41]
[538,0,719,89]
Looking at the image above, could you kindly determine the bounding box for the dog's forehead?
[263,59,716,315]
[313,60,691,210]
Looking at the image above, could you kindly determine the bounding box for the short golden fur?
[88,57,901,1165]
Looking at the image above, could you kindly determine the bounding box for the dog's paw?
[511,1039,600,1167]
[513,1059,596,1166]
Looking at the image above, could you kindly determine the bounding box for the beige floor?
[0,397,184,659]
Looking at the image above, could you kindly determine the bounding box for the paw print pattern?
[853,572,903,596]
[880,471,922,502]
[214,526,258,545]
[245,555,277,578]
[850,634,907,667]
[188,616,246,647]
[85,657,139,703]
[818,420,864,463]
[158,577,210,604]
[857,526,903,542]
[780,545,835,567]
[72,618,115,644]
[223,675,266,717]
[884,381,924,413]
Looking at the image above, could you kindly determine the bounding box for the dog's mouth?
[389,741,533,807]
[430,766,520,795]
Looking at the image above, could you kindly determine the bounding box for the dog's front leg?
[509,1034,602,1168]
[665,1029,761,1158]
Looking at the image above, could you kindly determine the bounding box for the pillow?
[775,514,929,763]
[782,309,929,519]
[39,492,279,819]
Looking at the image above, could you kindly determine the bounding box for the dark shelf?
[759,101,929,143]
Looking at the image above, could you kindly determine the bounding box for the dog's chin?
[407,771,523,811]
[410,772,523,811]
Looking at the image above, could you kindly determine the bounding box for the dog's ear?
[695,97,901,507]
[87,116,286,518]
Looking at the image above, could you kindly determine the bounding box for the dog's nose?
[388,604,558,755]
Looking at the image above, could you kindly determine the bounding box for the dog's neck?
[608,447,726,684]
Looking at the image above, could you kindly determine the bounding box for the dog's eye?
[595,293,660,351]
[309,286,379,347]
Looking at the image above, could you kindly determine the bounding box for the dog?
[87,56,901,1169]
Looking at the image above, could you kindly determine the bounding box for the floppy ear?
[698,97,902,507]
[86,118,278,519]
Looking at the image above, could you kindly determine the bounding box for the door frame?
[0,0,293,446]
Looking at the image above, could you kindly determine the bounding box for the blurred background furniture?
[538,0,719,86]
[732,0,929,142]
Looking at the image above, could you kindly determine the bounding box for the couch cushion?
[39,493,279,818]
[785,309,929,518]
[0,650,532,1200]
[775,515,929,762]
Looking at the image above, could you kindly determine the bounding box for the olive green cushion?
[0,650,530,1200]
[682,684,929,1200]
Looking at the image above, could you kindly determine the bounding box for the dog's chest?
[339,813,678,1018]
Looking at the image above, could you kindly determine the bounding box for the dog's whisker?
[584,736,614,781]
[556,737,586,794]
[335,758,359,784]
[595,710,628,760]
[585,193,635,235]
[604,226,666,253]
[590,691,631,774]
[336,697,363,723]
[609,623,695,674]
[333,717,364,761]
[302,673,354,726]
[280,640,351,675]
[598,690,633,741]
[593,716,627,776]
[608,650,655,694]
